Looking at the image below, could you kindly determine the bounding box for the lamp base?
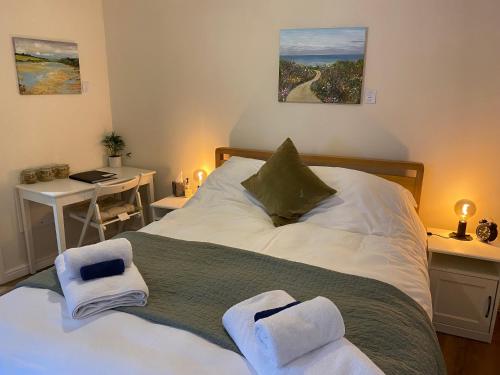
[449,232,473,241]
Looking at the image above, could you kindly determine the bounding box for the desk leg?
[145,181,155,224]
[52,204,67,254]
[19,195,36,274]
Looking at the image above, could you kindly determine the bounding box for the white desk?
[17,166,156,274]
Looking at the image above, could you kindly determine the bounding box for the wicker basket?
[54,164,70,179]
[37,166,55,182]
[21,169,38,184]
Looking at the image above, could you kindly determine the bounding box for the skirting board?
[434,321,493,343]
[2,253,56,284]
[0,248,5,284]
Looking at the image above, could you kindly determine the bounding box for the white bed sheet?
[0,158,431,374]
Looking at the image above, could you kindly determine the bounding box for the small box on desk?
[172,181,185,197]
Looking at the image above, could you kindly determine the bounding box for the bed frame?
[215,147,424,210]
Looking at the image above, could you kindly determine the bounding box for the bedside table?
[427,227,500,342]
[151,196,189,221]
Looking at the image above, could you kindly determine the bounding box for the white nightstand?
[427,227,500,342]
[150,196,189,221]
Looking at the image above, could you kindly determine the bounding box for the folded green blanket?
[18,231,445,375]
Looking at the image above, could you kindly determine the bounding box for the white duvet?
[0,157,431,375]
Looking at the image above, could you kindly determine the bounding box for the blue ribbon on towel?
[254,301,302,322]
[80,258,125,281]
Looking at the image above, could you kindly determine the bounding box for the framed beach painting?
[13,37,81,95]
[278,27,367,104]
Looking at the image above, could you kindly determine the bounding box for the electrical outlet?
[37,213,53,226]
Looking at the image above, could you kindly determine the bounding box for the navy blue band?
[254,301,302,322]
[80,258,125,281]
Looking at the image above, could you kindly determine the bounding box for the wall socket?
[38,213,54,226]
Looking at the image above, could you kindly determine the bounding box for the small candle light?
[449,199,476,241]
[193,169,207,189]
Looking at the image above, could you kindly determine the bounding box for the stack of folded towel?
[223,290,383,375]
[56,238,149,320]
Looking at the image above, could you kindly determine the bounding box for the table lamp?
[193,169,207,189]
[449,199,476,241]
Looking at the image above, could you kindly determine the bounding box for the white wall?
[103,0,500,232]
[0,0,112,282]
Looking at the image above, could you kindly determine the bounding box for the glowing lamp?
[449,199,476,241]
[193,169,207,189]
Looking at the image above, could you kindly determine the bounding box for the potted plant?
[101,131,131,168]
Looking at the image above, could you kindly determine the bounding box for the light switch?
[82,81,89,93]
[364,89,377,104]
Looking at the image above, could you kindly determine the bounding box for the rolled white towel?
[254,296,345,367]
[56,253,148,319]
[63,238,133,280]
[223,291,383,375]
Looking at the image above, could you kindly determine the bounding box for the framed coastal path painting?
[13,37,81,95]
[278,27,367,104]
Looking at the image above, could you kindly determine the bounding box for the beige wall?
[1,0,498,282]
[103,0,500,234]
[0,0,112,282]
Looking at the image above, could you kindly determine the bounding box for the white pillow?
[187,156,264,207]
[301,166,426,240]
[194,156,425,241]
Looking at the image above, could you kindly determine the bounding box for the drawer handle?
[485,296,492,318]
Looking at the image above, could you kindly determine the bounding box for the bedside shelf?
[151,196,189,220]
[427,227,500,263]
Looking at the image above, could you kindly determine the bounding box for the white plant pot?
[108,156,122,168]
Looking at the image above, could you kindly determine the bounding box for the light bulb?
[193,169,207,188]
[453,199,476,222]
[450,199,476,241]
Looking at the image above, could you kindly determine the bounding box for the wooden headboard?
[215,147,424,210]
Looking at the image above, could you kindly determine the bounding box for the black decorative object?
[476,219,498,243]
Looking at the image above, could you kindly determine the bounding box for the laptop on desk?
[69,170,117,184]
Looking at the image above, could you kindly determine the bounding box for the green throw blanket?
[18,231,445,375]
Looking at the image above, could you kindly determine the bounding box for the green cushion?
[241,138,337,227]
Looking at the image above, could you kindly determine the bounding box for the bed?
[0,147,444,375]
